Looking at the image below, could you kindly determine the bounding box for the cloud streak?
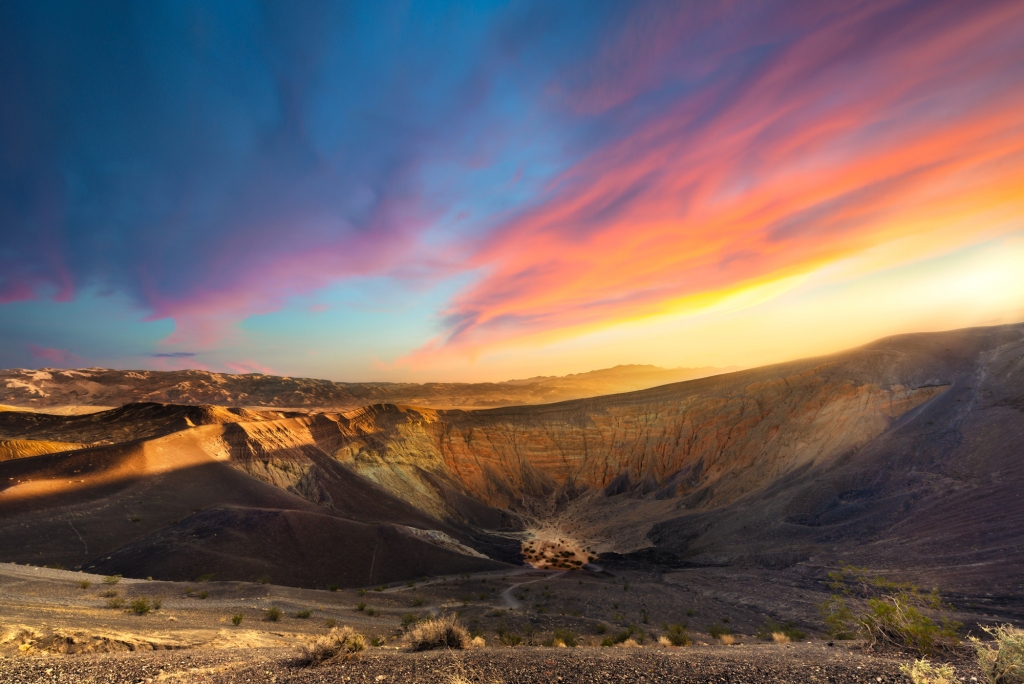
[404,0,1024,363]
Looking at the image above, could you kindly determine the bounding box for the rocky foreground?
[0,642,969,684]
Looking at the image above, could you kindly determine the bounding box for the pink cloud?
[27,344,83,367]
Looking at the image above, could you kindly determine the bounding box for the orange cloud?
[404,0,1024,367]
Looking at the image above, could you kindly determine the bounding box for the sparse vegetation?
[411,597,425,607]
[358,588,366,597]
[592,623,608,635]
[325,619,337,629]
[328,584,339,592]
[401,613,420,629]
[257,575,271,585]
[197,590,209,599]
[757,619,806,642]
[548,629,577,647]
[500,631,522,646]
[152,598,162,610]
[232,613,244,626]
[302,626,366,665]
[602,625,646,647]
[128,597,151,615]
[106,597,125,609]
[356,602,366,611]
[196,573,214,582]
[707,624,733,640]
[79,580,91,589]
[103,574,121,585]
[410,615,468,651]
[295,609,312,619]
[100,589,118,598]
[663,623,690,646]
[900,658,962,684]
[972,623,1024,684]
[264,606,282,622]
[820,565,961,654]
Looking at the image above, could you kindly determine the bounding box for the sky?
[2,0,1024,382]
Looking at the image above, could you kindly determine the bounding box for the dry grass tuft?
[772,632,791,644]
[410,615,468,651]
[302,626,366,666]
[900,658,961,684]
[616,638,641,648]
[972,624,1024,684]
[719,634,736,645]
[657,636,672,647]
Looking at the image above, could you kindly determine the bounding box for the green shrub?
[328,584,339,592]
[79,580,91,590]
[972,624,1024,684]
[103,574,121,585]
[500,631,522,646]
[356,602,366,611]
[264,606,282,622]
[820,595,855,639]
[411,597,425,607]
[358,588,366,596]
[295,609,312,619]
[707,624,733,640]
[664,623,690,646]
[197,590,209,600]
[100,589,118,598]
[128,597,151,615]
[859,595,959,654]
[553,629,577,647]
[900,658,961,684]
[325,618,337,629]
[687,608,696,617]
[592,623,608,635]
[401,613,420,629]
[196,573,214,582]
[232,613,244,626]
[757,620,806,641]
[106,597,125,609]
[603,625,645,646]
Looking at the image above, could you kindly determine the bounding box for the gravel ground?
[0,642,977,684]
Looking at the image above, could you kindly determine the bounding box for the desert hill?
[0,364,734,411]
[0,324,1021,606]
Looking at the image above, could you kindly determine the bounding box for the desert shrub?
[772,632,791,644]
[302,626,366,666]
[499,631,522,646]
[103,574,121,585]
[264,606,282,622]
[100,589,118,598]
[375,585,385,592]
[410,615,468,651]
[859,595,960,654]
[401,613,420,629]
[196,573,214,582]
[592,623,608,635]
[469,636,486,648]
[232,613,244,626]
[79,580,91,590]
[720,634,736,645]
[128,597,151,615]
[197,590,209,600]
[900,658,961,684]
[663,623,690,646]
[972,624,1024,684]
[707,624,733,640]
[328,584,339,592]
[820,565,961,653]
[295,609,312,619]
[522,623,536,638]
[365,608,379,617]
[411,597,425,607]
[603,625,645,647]
[356,602,366,611]
[257,575,271,585]
[106,597,125,609]
[358,588,366,596]
[757,620,806,642]
[325,619,337,629]
[152,598,162,610]
[552,629,577,647]
[371,637,383,647]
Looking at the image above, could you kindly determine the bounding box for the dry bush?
[772,632,791,644]
[972,624,1024,684]
[469,636,486,648]
[410,615,468,651]
[657,636,672,647]
[302,626,366,666]
[900,658,961,684]
[616,638,641,648]
[720,634,736,645]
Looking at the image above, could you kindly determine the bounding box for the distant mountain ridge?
[0,364,737,410]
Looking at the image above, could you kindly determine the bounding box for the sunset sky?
[2,0,1024,381]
